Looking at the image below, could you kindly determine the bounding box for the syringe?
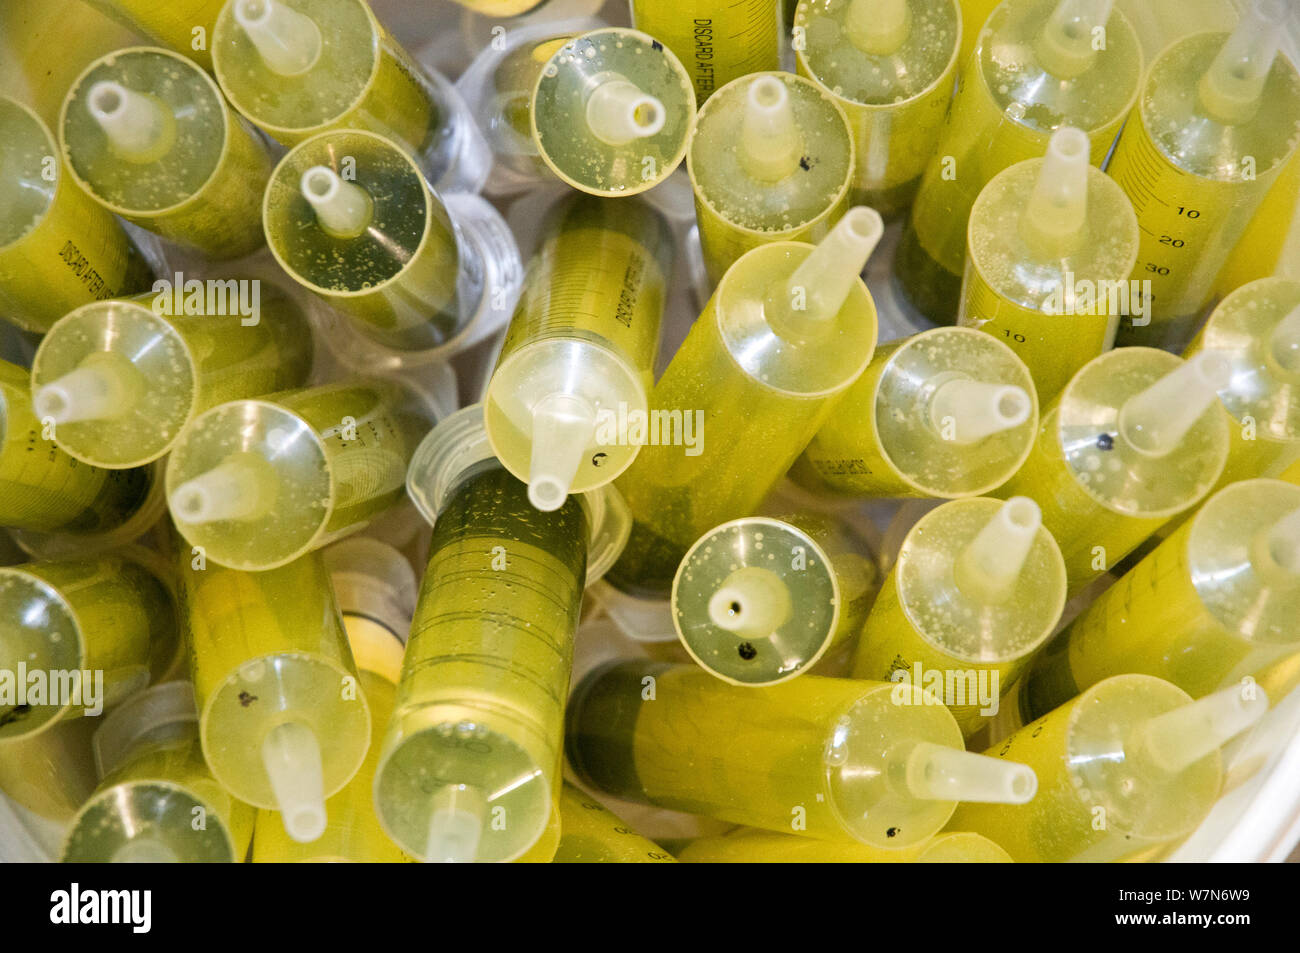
[264,129,522,360]
[81,1,227,70]
[485,193,673,511]
[213,0,487,194]
[0,717,98,825]
[0,96,153,335]
[1108,0,1300,350]
[449,0,550,14]
[630,0,782,105]
[687,72,855,285]
[678,827,1012,863]
[373,410,589,863]
[793,0,962,218]
[606,208,882,601]
[457,25,697,197]
[950,676,1268,862]
[60,682,255,863]
[1021,479,1300,720]
[672,512,880,686]
[30,285,313,470]
[894,0,1142,324]
[959,126,1140,402]
[59,46,274,260]
[552,783,678,863]
[180,549,371,843]
[852,497,1066,737]
[166,377,436,572]
[0,548,180,741]
[0,359,163,549]
[791,326,1038,499]
[567,662,1037,848]
[996,348,1231,594]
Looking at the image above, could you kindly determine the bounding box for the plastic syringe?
[678,828,1012,863]
[374,410,589,863]
[264,129,521,361]
[484,193,673,511]
[180,549,371,843]
[81,1,226,70]
[852,497,1066,737]
[0,548,180,742]
[0,717,98,825]
[1108,0,1300,350]
[567,661,1037,848]
[166,377,435,572]
[60,681,255,863]
[1021,479,1300,720]
[457,25,697,196]
[0,96,152,335]
[59,46,274,260]
[30,285,313,470]
[793,0,962,218]
[687,72,855,285]
[894,0,1142,324]
[630,0,782,104]
[950,676,1268,862]
[672,512,881,686]
[605,208,882,602]
[996,348,1231,595]
[0,359,163,549]
[959,126,1141,402]
[552,783,677,863]
[213,0,487,193]
[791,326,1038,499]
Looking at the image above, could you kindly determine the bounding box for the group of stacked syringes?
[0,0,1298,864]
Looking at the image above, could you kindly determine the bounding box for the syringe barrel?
[677,827,1011,863]
[0,549,180,741]
[794,0,962,218]
[0,97,153,335]
[82,0,226,70]
[374,463,588,863]
[552,783,676,863]
[485,193,672,498]
[180,550,371,810]
[688,72,854,284]
[951,674,1224,862]
[0,714,99,823]
[59,47,274,259]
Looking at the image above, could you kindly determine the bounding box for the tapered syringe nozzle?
[586,77,666,146]
[426,783,486,863]
[1117,351,1232,457]
[929,379,1032,445]
[170,458,272,524]
[262,720,328,843]
[954,497,1042,604]
[903,741,1038,804]
[235,0,323,76]
[1199,0,1287,123]
[706,567,793,640]
[1020,126,1090,255]
[86,81,172,163]
[739,76,804,182]
[527,393,597,512]
[767,206,883,333]
[1269,304,1300,379]
[1036,0,1115,78]
[33,357,140,425]
[112,838,181,863]
[846,0,911,56]
[1136,682,1269,775]
[1258,506,1300,577]
[301,166,374,239]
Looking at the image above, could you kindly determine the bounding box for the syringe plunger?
[86,81,171,163]
[928,378,1032,444]
[1117,351,1232,457]
[301,166,374,239]
[706,567,793,640]
[1020,127,1090,255]
[902,741,1038,804]
[1135,682,1269,775]
[262,720,328,843]
[953,497,1042,604]
[426,784,486,863]
[234,0,323,77]
[739,76,804,183]
[767,207,884,332]
[1199,0,1287,122]
[586,78,666,146]
[527,393,597,511]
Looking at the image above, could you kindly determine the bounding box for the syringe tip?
[111,838,180,864]
[585,78,666,146]
[705,567,792,639]
[738,76,804,182]
[904,741,1038,804]
[929,378,1032,444]
[170,458,270,524]
[526,393,596,512]
[300,166,373,239]
[234,0,322,77]
[1137,682,1269,775]
[1118,351,1231,457]
[425,784,486,863]
[1269,304,1300,377]
[85,81,171,163]
[261,720,328,844]
[32,361,137,425]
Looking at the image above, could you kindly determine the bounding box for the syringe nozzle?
[1117,351,1232,457]
[928,378,1032,445]
[86,81,173,163]
[766,207,883,334]
[1198,0,1287,123]
[954,497,1042,604]
[1135,682,1269,775]
[1020,127,1090,255]
[527,393,597,512]
[903,741,1038,804]
[426,784,486,863]
[111,837,180,863]
[706,566,793,640]
[33,357,140,425]
[170,457,273,524]
[1260,506,1300,577]
[235,0,323,77]
[301,166,374,239]
[1035,0,1115,78]
[585,78,666,146]
[261,720,327,843]
[738,76,804,182]
[845,0,911,56]
[1268,303,1300,379]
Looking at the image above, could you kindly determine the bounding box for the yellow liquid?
[552,784,677,863]
[1213,151,1300,299]
[83,0,225,70]
[631,0,781,103]
[0,716,98,822]
[678,828,1011,862]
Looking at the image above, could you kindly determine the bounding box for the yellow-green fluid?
[950,675,1222,862]
[452,0,549,15]
[631,0,781,104]
[0,717,98,822]
[82,0,225,70]
[32,286,313,469]
[60,47,273,260]
[213,0,438,153]
[0,96,152,335]
[895,0,1141,324]
[552,783,676,863]
[1108,33,1300,349]
[181,551,371,809]
[1213,150,1300,299]
[794,0,961,218]
[0,551,179,740]
[375,463,588,863]
[678,827,1011,862]
[607,241,877,599]
[566,662,971,849]
[689,72,854,285]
